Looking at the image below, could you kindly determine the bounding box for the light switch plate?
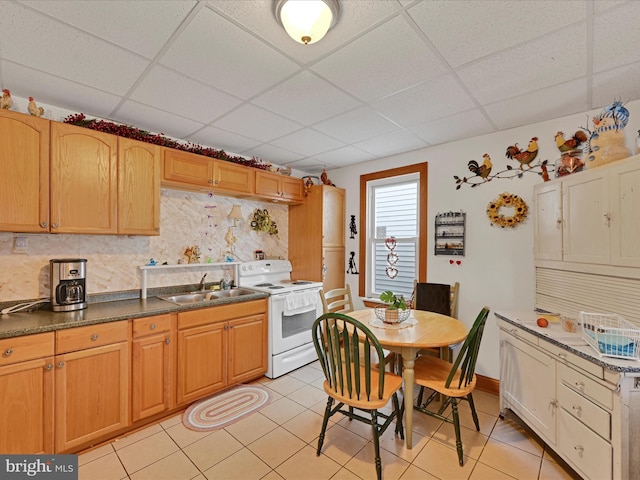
[13,236,27,254]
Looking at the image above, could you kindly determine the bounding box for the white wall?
[330,99,640,380]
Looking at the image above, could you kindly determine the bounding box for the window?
[359,163,428,299]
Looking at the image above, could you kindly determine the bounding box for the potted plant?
[378,290,409,323]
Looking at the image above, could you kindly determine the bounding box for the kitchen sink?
[157,288,257,305]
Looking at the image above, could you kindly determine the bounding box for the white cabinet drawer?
[541,341,604,379]
[558,408,612,480]
[558,363,613,410]
[559,383,611,440]
[498,320,539,346]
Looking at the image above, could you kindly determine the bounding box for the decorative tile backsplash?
[0,189,288,301]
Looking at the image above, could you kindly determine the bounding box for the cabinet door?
[177,323,226,405]
[55,342,129,452]
[131,332,173,422]
[228,314,268,384]
[254,170,282,200]
[323,246,345,292]
[213,160,255,194]
[118,138,161,235]
[50,123,118,234]
[0,110,50,233]
[0,357,54,454]
[162,148,213,190]
[322,186,345,246]
[533,182,563,260]
[280,176,304,203]
[609,160,640,267]
[562,169,610,264]
[501,332,557,444]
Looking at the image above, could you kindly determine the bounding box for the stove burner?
[255,283,273,287]
[268,286,285,289]
[293,281,312,285]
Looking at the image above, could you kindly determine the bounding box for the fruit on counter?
[537,317,549,328]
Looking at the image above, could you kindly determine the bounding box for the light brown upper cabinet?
[162,148,254,196]
[0,109,50,233]
[255,170,304,204]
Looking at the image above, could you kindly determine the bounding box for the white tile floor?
[78,361,582,480]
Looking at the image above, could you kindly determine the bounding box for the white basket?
[580,311,640,360]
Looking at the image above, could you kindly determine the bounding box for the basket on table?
[580,311,640,360]
[374,306,411,324]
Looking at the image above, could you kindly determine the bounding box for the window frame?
[359,163,428,298]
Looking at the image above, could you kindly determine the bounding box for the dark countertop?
[495,310,640,374]
[0,290,269,339]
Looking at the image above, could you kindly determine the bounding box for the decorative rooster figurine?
[0,89,12,110]
[505,137,539,170]
[555,130,588,152]
[467,154,493,181]
[28,97,45,117]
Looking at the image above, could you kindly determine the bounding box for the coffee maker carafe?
[50,259,87,312]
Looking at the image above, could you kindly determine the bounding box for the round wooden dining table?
[349,308,468,449]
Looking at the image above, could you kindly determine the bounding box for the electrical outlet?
[13,236,27,254]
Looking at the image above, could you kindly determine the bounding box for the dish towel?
[284,291,319,315]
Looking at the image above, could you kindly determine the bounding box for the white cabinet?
[534,154,640,267]
[498,313,639,480]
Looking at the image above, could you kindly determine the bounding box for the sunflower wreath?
[486,192,528,228]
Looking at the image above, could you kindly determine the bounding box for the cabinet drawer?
[0,332,54,366]
[558,408,612,480]
[540,341,604,379]
[132,314,172,338]
[559,383,611,440]
[56,321,129,354]
[558,363,613,410]
[498,320,538,346]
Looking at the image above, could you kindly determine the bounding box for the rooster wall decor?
[455,151,551,189]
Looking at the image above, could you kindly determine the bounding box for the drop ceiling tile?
[311,146,378,168]
[593,2,640,73]
[408,1,583,68]
[116,101,205,139]
[0,2,149,94]
[592,62,640,108]
[20,0,196,58]
[208,0,401,65]
[251,71,361,125]
[159,6,299,99]
[271,129,346,157]
[410,109,494,146]
[186,125,262,156]
[312,106,399,144]
[483,79,588,131]
[372,74,476,127]
[311,15,448,102]
[353,130,428,157]
[457,24,587,106]
[0,61,121,118]
[242,144,304,164]
[287,158,336,174]
[129,65,242,124]
[213,104,302,143]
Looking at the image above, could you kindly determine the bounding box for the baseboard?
[476,374,499,396]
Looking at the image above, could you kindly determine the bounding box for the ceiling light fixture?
[273,0,340,45]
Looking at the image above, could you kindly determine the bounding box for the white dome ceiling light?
[273,0,340,45]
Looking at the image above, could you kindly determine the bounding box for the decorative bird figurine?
[555,130,588,152]
[467,153,493,180]
[0,89,12,110]
[320,168,335,186]
[28,96,45,117]
[505,137,539,169]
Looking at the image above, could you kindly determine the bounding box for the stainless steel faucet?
[198,273,207,290]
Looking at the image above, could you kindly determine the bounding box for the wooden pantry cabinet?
[289,185,345,291]
[254,169,304,203]
[176,299,268,405]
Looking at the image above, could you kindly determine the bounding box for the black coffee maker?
[50,259,87,312]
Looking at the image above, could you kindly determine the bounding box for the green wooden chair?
[413,307,491,466]
[312,312,404,480]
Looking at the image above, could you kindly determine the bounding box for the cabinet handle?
[208,179,213,184]
[56,361,65,368]
[575,381,585,391]
[52,223,59,228]
[556,218,562,226]
[165,338,170,345]
[45,363,53,370]
[214,180,220,185]
[150,323,156,330]
[574,445,584,455]
[3,348,13,356]
[40,221,48,228]
[557,352,567,359]
[604,213,611,227]
[572,405,582,415]
[91,334,99,341]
